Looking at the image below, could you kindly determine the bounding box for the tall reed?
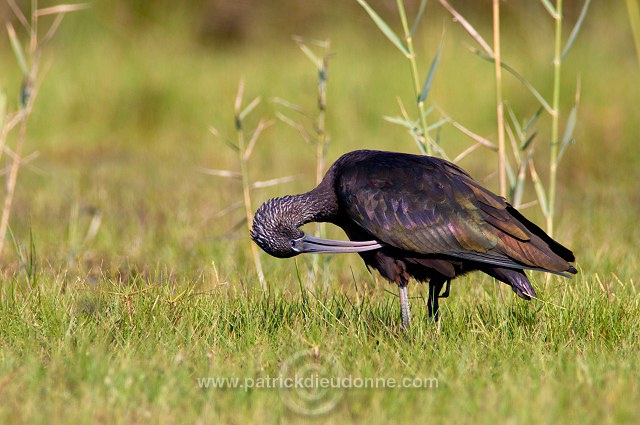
[492,0,507,197]
[273,37,331,282]
[205,80,293,291]
[357,0,448,157]
[0,1,88,257]
[437,0,589,236]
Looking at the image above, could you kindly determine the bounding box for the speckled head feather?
[250,196,308,258]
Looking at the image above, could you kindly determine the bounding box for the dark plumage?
[251,150,577,328]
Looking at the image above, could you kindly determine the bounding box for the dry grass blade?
[6,23,28,75]
[528,158,549,216]
[453,142,483,163]
[557,79,581,163]
[244,119,273,160]
[438,0,493,56]
[7,0,30,31]
[394,94,432,156]
[438,108,497,150]
[505,105,538,155]
[39,13,66,48]
[426,118,449,132]
[472,48,553,114]
[209,126,239,151]
[82,210,102,246]
[36,3,91,16]
[0,93,5,130]
[274,112,312,144]
[212,201,243,219]
[517,199,539,210]
[424,134,450,160]
[273,111,299,128]
[504,156,515,188]
[234,79,245,115]
[231,217,248,233]
[292,36,330,49]
[512,156,529,207]
[504,119,522,162]
[271,97,313,119]
[251,175,296,189]
[396,96,411,121]
[540,0,560,19]
[2,147,39,165]
[293,36,322,69]
[238,97,261,122]
[198,168,242,179]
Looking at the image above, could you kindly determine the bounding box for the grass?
[0,0,639,423]
[1,268,639,423]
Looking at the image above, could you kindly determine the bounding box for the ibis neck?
[283,184,339,228]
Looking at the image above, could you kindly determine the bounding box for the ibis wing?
[337,155,572,272]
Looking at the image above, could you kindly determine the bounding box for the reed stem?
[313,42,330,282]
[626,0,640,68]
[235,90,266,291]
[396,0,432,155]
[492,0,507,197]
[548,0,563,237]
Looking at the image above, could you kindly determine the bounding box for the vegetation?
[0,1,639,423]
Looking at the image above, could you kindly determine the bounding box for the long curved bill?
[295,234,383,254]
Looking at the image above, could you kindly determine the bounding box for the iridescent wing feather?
[337,153,574,274]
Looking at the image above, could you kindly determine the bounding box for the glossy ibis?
[251,150,576,329]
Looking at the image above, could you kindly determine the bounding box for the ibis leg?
[428,279,446,322]
[440,280,451,298]
[398,283,411,331]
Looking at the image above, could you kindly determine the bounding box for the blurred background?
[0,0,637,281]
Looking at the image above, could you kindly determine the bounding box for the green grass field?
[1,1,639,423]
